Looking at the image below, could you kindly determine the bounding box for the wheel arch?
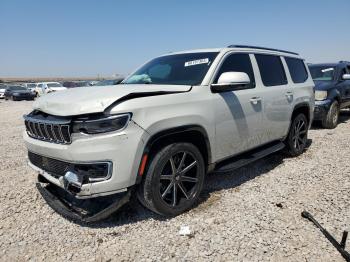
[291,102,311,124]
[328,88,341,104]
[284,102,311,140]
[136,125,212,183]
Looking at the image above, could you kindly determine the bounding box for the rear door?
[212,53,265,160]
[252,54,293,143]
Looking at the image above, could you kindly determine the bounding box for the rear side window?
[214,53,255,88]
[285,57,308,83]
[255,54,287,86]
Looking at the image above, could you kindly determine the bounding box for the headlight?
[315,91,328,101]
[73,113,131,134]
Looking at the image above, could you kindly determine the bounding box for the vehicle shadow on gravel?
[197,140,311,209]
[83,140,312,228]
[339,109,350,123]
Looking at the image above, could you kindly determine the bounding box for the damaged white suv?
[24,45,314,222]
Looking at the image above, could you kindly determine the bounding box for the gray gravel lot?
[0,100,349,261]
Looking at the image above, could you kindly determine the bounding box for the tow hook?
[61,171,86,194]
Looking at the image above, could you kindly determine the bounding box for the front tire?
[322,101,339,129]
[285,113,308,157]
[137,143,205,216]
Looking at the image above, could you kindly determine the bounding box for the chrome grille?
[24,115,71,144]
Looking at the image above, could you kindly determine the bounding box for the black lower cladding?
[36,180,131,223]
[28,152,110,180]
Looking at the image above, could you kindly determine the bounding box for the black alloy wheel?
[322,101,339,129]
[137,143,205,216]
[285,114,308,157]
[159,151,199,207]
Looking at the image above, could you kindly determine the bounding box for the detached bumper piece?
[36,182,131,223]
[302,211,350,261]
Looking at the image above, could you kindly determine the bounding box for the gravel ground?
[0,100,349,262]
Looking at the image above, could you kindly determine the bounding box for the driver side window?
[214,53,255,88]
[346,66,350,74]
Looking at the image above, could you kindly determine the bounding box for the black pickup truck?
[309,61,350,128]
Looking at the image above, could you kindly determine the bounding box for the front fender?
[328,88,341,102]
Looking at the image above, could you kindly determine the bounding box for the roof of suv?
[309,63,338,67]
[168,45,301,58]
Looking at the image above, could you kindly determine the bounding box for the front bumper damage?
[36,175,132,223]
[313,99,332,121]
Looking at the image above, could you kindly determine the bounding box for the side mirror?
[211,72,250,93]
[342,74,350,80]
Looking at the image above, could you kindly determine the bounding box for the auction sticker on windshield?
[185,58,209,67]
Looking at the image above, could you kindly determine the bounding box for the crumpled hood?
[32,84,191,116]
[314,80,335,91]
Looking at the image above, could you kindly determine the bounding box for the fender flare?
[327,88,341,103]
[136,125,212,183]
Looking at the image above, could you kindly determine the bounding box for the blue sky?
[1,0,349,77]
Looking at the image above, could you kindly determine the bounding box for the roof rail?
[339,61,350,64]
[227,45,299,56]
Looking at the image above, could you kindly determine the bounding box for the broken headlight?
[73,113,131,134]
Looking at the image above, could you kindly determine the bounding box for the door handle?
[250,97,262,105]
[285,91,294,98]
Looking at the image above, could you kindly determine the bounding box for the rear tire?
[137,143,205,216]
[285,113,308,157]
[322,101,339,129]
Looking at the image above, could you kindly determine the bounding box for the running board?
[214,141,285,173]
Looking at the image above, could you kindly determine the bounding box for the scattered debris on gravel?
[0,101,349,261]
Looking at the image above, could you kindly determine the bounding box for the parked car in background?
[0,84,7,99]
[62,81,93,88]
[35,82,67,96]
[23,83,38,93]
[93,78,123,86]
[309,61,350,128]
[4,85,36,101]
[24,45,314,222]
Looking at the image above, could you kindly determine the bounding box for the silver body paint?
[24,47,314,198]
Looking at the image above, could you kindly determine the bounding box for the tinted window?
[9,86,26,91]
[124,52,219,86]
[47,83,63,88]
[285,57,308,83]
[255,54,287,86]
[214,53,255,88]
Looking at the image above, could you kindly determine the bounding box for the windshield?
[309,66,335,81]
[47,83,63,88]
[9,86,27,91]
[123,52,219,86]
[27,84,36,88]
